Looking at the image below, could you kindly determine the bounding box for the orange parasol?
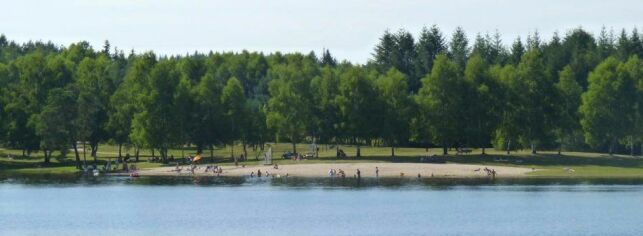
[192,154,202,162]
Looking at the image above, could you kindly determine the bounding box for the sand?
[135,162,535,178]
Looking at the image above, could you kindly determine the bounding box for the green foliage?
[376,68,412,154]
[514,50,559,152]
[415,25,447,91]
[35,88,77,162]
[580,57,640,153]
[221,77,248,145]
[416,55,466,154]
[266,59,316,151]
[1,26,642,160]
[555,66,583,139]
[192,73,224,152]
[464,54,500,151]
[449,27,470,70]
[130,60,179,161]
[75,55,115,154]
[335,67,380,147]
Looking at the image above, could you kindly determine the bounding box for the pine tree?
[509,37,525,65]
[415,25,446,89]
[449,27,470,70]
[372,30,396,72]
[320,49,337,67]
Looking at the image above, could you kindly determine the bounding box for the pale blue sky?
[1,0,641,63]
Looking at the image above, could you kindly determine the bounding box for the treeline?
[0,26,642,166]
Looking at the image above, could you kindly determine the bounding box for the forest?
[0,25,642,166]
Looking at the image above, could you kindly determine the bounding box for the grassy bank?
[1,143,642,178]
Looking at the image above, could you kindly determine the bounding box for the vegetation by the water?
[0,25,642,170]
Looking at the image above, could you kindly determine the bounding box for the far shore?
[130,162,536,178]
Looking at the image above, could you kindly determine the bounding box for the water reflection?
[2,173,643,188]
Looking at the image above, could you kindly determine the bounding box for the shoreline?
[131,163,536,178]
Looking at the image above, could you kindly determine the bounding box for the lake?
[1,175,642,235]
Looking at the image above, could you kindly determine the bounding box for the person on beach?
[356,169,361,179]
[328,169,333,177]
[375,167,379,177]
[257,169,262,177]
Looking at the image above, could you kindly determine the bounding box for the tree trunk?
[630,136,634,157]
[531,143,537,154]
[135,146,139,161]
[197,144,203,156]
[608,140,615,156]
[91,142,98,158]
[83,142,87,164]
[72,142,81,169]
[242,140,247,161]
[316,145,319,158]
[391,145,395,157]
[558,143,562,156]
[442,140,448,155]
[162,148,168,163]
[210,145,214,162]
[118,143,122,158]
[506,140,511,155]
[356,144,361,158]
[152,149,155,158]
[292,142,297,154]
[93,147,98,165]
[481,147,486,155]
[43,149,50,164]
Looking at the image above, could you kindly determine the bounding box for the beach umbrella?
[193,154,202,162]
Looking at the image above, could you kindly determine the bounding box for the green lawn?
[1,143,642,177]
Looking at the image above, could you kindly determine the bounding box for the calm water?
[1,175,642,236]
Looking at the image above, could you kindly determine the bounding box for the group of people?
[475,167,497,178]
[250,169,282,178]
[326,167,376,179]
[323,166,434,179]
[328,168,342,177]
[204,165,222,174]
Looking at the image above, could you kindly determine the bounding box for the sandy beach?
[136,162,535,178]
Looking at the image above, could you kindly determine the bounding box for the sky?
[1,0,642,63]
